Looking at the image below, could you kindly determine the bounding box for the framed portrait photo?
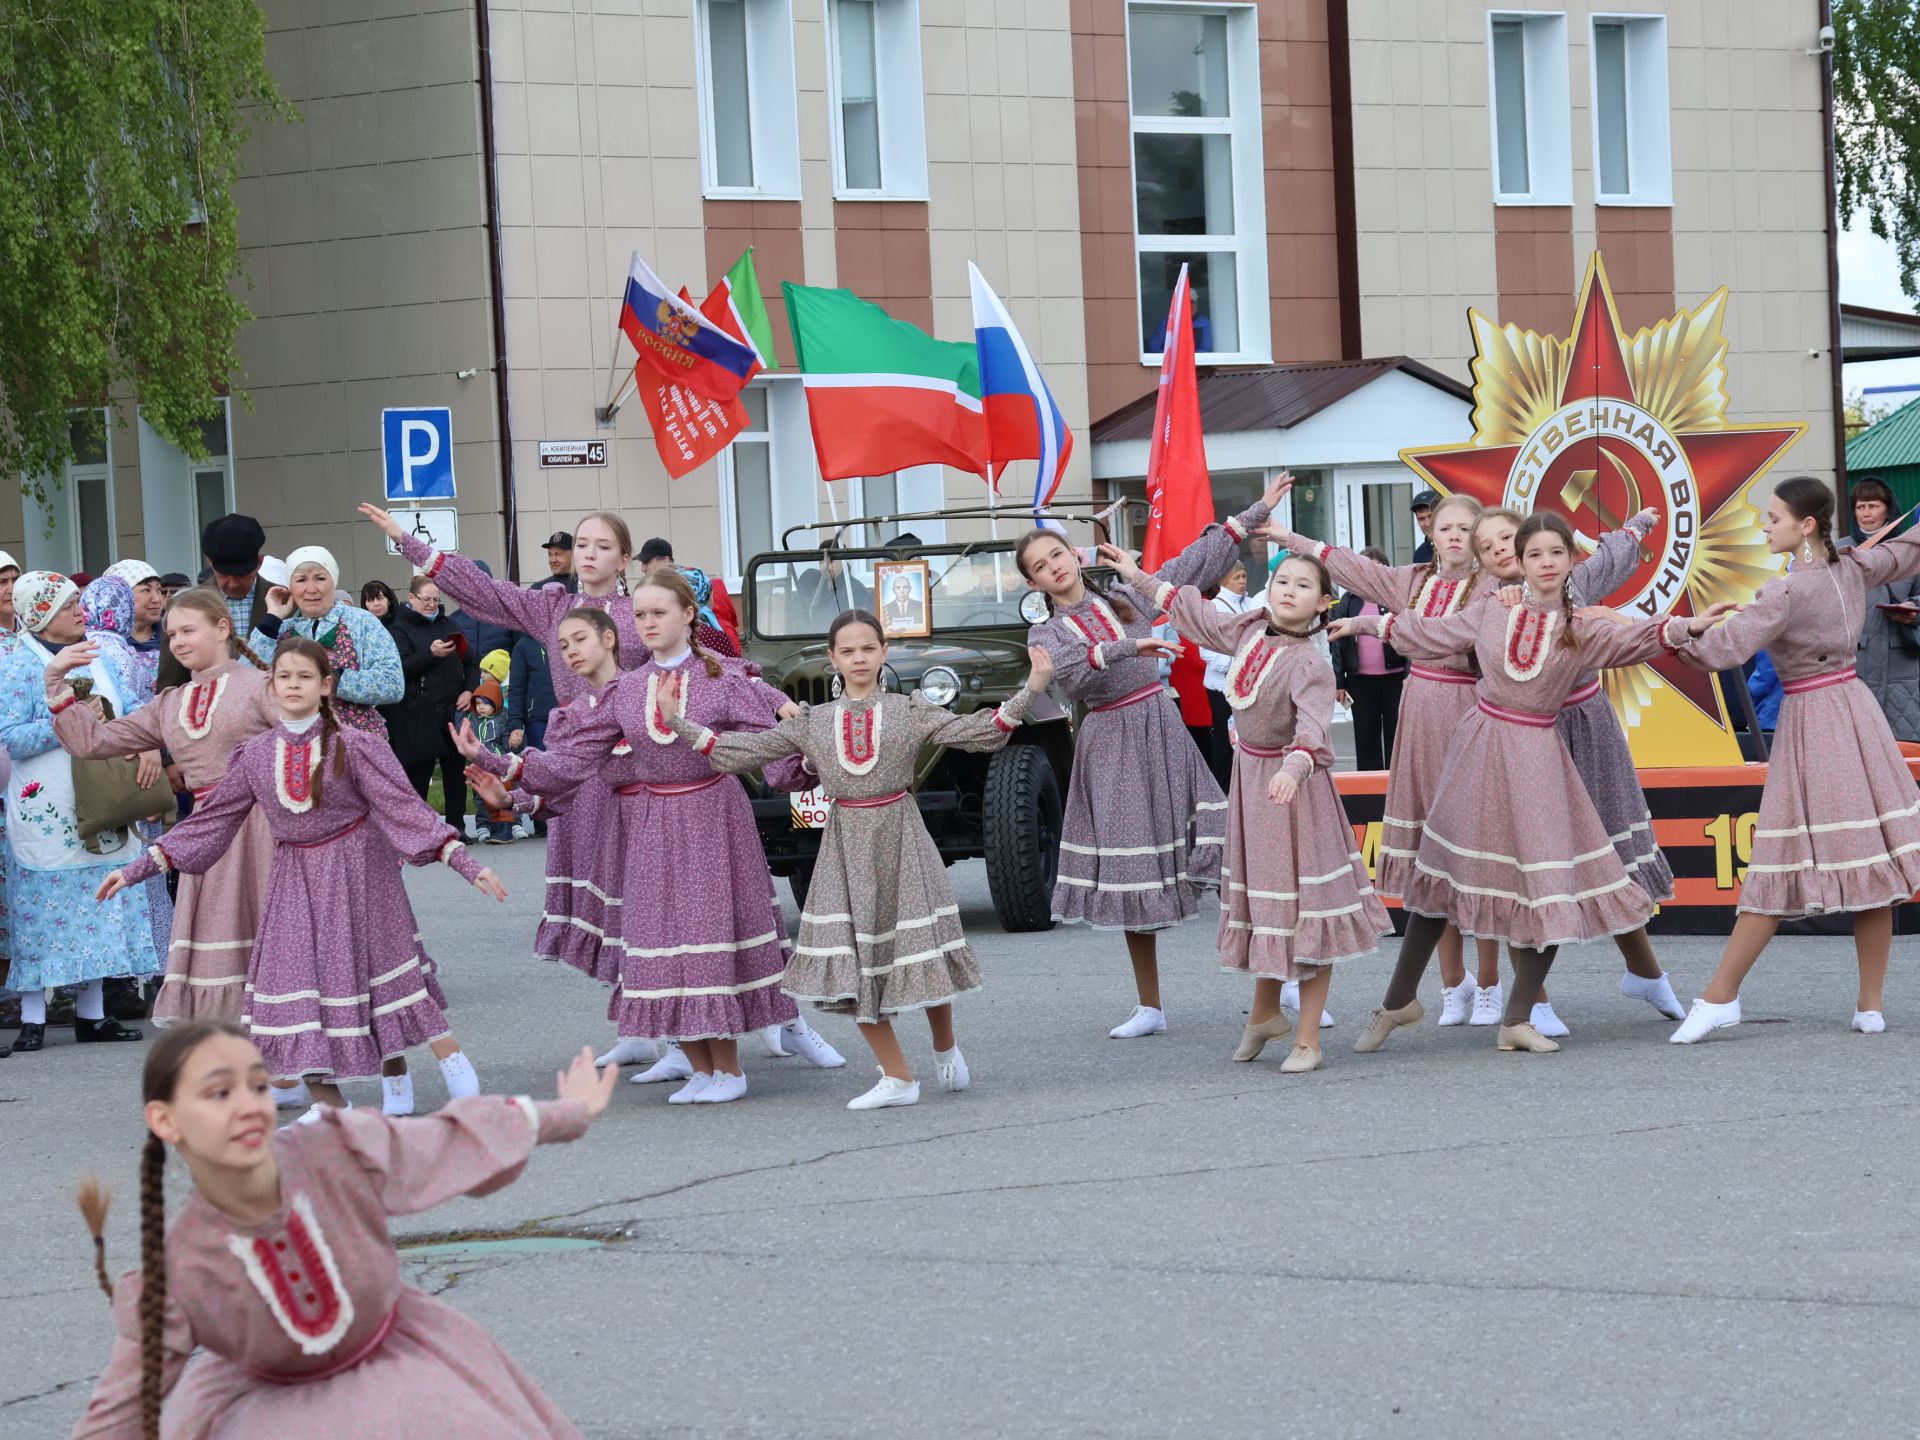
[875,558,931,638]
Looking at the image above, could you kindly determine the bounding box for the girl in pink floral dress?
[71,1020,615,1439]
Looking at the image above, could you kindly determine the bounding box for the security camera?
[1816,24,1834,52]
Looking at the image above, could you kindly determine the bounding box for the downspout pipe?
[1819,0,1847,490]
[474,0,518,580]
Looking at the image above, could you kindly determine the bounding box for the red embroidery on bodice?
[249,1209,344,1341]
[1419,576,1461,617]
[1506,608,1553,679]
[186,682,216,731]
[841,705,877,768]
[282,739,313,804]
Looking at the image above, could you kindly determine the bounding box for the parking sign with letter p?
[381,407,456,500]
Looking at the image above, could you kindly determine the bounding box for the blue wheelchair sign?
[381,408,456,501]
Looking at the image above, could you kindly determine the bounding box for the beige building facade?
[1,0,1846,590]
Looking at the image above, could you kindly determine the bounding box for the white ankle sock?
[73,981,105,1021]
[20,991,48,1026]
[438,1051,481,1099]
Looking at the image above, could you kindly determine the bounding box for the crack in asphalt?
[0,1374,89,1410]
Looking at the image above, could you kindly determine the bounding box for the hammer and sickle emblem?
[1560,448,1652,561]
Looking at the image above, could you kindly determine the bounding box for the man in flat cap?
[537,530,577,593]
[157,514,275,691]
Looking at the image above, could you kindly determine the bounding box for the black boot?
[74,1016,143,1043]
[104,977,150,1021]
[13,1023,45,1052]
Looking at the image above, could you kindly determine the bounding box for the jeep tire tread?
[982,743,1061,933]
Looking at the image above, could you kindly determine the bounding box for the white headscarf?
[285,546,340,587]
[16,571,78,634]
[104,559,159,589]
[0,550,20,576]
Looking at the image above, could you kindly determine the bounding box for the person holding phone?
[1840,475,1920,743]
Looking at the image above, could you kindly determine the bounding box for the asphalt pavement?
[4,836,1918,1438]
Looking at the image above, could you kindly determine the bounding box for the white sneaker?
[1469,985,1504,1026]
[1671,996,1741,1044]
[934,1047,970,1092]
[293,1101,349,1127]
[777,1020,847,1068]
[1852,1010,1887,1034]
[1530,1002,1571,1039]
[1280,982,1335,1028]
[1109,1005,1167,1039]
[847,1073,920,1110]
[694,1071,748,1103]
[1437,979,1476,1026]
[272,1080,311,1110]
[630,1043,693,1084]
[1621,971,1687,1021]
[666,1072,714,1104]
[381,1073,415,1117]
[595,1036,660,1069]
[759,1024,792,1058]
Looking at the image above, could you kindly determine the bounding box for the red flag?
[642,286,753,478]
[1141,266,1216,728]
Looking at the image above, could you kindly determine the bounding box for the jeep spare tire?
[983,743,1062,932]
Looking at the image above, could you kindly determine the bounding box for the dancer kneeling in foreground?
[70,1019,615,1439]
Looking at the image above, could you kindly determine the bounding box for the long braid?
[137,1133,168,1440]
[688,628,723,680]
[76,1176,113,1299]
[1559,573,1580,651]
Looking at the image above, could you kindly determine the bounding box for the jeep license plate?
[791,788,833,829]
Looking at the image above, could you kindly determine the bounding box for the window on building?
[718,378,828,579]
[827,0,927,199]
[191,409,234,538]
[1590,15,1671,205]
[29,409,118,576]
[696,0,801,199]
[1127,2,1268,364]
[1487,11,1571,205]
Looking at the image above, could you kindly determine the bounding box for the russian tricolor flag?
[969,263,1072,518]
[622,253,761,404]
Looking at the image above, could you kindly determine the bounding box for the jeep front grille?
[783,677,834,706]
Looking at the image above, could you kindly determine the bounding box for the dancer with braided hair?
[1263,489,1504,1025]
[70,1020,614,1439]
[1327,513,1727,1055]
[1668,477,1920,1042]
[96,641,506,1120]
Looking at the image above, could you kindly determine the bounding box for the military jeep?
[740,505,1121,933]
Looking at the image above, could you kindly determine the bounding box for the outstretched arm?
[1847,522,1920,590]
[1673,582,1790,673]
[109,763,257,889]
[1571,508,1658,607]
[670,707,810,775]
[1333,605,1482,661]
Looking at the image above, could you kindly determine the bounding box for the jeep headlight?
[918,666,961,707]
[1019,590,1050,624]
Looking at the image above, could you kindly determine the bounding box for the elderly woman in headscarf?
[102,558,167,694]
[0,571,157,1051]
[80,574,175,973]
[247,543,403,733]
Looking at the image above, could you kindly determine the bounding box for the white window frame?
[717,376,818,580]
[825,0,929,201]
[25,407,116,575]
[1588,13,1671,207]
[1486,10,1572,206]
[693,0,803,201]
[1125,1,1270,367]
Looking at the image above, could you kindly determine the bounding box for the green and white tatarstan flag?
[720,248,778,370]
[782,282,989,481]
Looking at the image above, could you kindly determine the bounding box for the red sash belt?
[278,814,368,849]
[616,773,725,798]
[249,1304,397,1385]
[1561,678,1602,709]
[1092,683,1167,713]
[1782,667,1856,695]
[1477,699,1557,728]
[838,790,909,809]
[1237,740,1296,758]
[1408,665,1474,685]
[191,782,219,799]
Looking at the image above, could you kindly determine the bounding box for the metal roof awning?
[1841,303,1920,363]
[1089,357,1472,443]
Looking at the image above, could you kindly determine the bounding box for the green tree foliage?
[0,1,290,497]
[1835,0,1920,303]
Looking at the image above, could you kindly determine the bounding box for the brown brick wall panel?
[702,199,804,369]
[1494,205,1575,337]
[832,201,932,334]
[1595,206,1676,335]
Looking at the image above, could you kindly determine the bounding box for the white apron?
[5,635,142,871]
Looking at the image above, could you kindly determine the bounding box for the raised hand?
[1135,636,1183,662]
[556,1045,619,1119]
[1688,601,1742,634]
[472,867,509,902]
[1632,507,1659,530]
[1095,542,1141,585]
[1497,585,1525,609]
[264,586,293,620]
[356,502,406,541]
[45,642,100,691]
[94,870,131,903]
[466,766,512,811]
[1256,517,1295,548]
[1261,470,1296,510]
[1267,770,1298,806]
[1324,616,1360,642]
[449,717,483,760]
[658,669,685,712]
[1025,645,1055,694]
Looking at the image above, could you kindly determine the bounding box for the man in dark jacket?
[157,514,274,691]
[388,575,480,833]
[1409,489,1438,566]
[450,557,514,673]
[504,624,558,752]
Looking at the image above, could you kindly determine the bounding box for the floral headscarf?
[16,571,78,635]
[82,575,154,702]
[103,559,160,591]
[676,564,722,631]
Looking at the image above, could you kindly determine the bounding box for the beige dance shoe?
[1278,1044,1323,1074]
[1495,1021,1560,1053]
[1232,1012,1293,1061]
[1352,998,1423,1053]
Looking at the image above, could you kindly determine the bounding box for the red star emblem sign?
[1401,253,1805,753]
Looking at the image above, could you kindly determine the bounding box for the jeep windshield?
[750,548,1032,638]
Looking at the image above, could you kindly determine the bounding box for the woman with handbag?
[0,572,158,1052]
